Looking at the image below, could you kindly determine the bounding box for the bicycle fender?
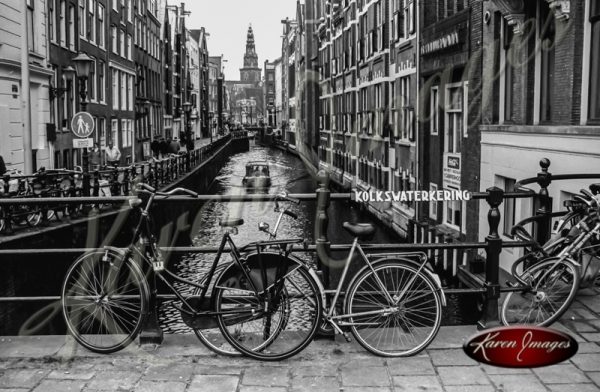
[363,256,447,307]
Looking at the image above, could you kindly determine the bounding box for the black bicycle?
[61,183,322,360]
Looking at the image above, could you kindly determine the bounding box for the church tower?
[240,25,262,84]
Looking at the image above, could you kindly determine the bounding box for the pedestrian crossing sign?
[71,111,95,138]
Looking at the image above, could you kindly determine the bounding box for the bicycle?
[502,186,600,326]
[61,184,322,359]
[313,222,446,357]
[191,192,303,357]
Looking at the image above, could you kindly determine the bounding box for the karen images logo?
[463,326,578,368]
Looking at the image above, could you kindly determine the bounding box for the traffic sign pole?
[72,110,95,197]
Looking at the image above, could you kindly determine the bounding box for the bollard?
[478,186,504,330]
[535,158,552,246]
[315,170,331,289]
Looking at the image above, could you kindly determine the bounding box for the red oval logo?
[463,326,578,368]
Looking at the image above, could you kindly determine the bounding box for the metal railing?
[1,158,600,339]
[0,133,244,236]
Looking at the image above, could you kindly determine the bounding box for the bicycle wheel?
[61,250,149,353]
[502,257,580,327]
[345,260,443,357]
[191,264,242,357]
[214,254,322,361]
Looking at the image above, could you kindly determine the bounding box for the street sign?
[73,138,94,149]
[71,112,95,138]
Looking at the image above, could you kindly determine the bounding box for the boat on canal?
[242,161,271,188]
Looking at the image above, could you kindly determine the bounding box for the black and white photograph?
[0,0,599,391]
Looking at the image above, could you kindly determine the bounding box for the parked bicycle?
[61,184,322,360]
[502,185,600,326]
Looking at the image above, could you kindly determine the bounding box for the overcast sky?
[184,1,298,81]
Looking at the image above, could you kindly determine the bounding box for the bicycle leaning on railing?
[502,184,600,326]
[60,184,323,360]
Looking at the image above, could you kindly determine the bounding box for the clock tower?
[240,25,262,84]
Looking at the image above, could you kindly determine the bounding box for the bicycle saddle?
[590,183,600,196]
[343,222,376,239]
[219,218,244,227]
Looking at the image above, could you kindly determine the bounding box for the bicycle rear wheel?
[61,250,149,353]
[345,260,443,357]
[214,255,322,361]
[502,257,580,327]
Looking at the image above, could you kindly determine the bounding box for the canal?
[160,144,479,333]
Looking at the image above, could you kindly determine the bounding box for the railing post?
[315,170,331,289]
[139,263,164,347]
[478,186,504,330]
[535,158,552,245]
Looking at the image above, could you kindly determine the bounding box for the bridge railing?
[0,134,235,235]
[1,158,600,339]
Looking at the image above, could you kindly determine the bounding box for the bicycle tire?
[345,260,442,357]
[214,254,322,361]
[502,257,580,327]
[191,264,242,357]
[61,250,149,353]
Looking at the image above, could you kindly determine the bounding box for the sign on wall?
[443,153,461,189]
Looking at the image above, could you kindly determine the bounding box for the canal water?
[159,144,479,333]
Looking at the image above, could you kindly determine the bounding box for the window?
[97,117,106,147]
[502,19,515,122]
[112,68,118,109]
[60,0,66,47]
[499,176,516,237]
[26,0,34,52]
[430,86,439,135]
[49,0,55,43]
[445,84,463,154]
[79,0,86,38]
[88,0,95,43]
[589,1,600,121]
[88,59,96,101]
[127,34,132,60]
[98,4,105,48]
[121,119,132,147]
[98,61,105,102]
[120,29,125,56]
[399,76,412,141]
[407,1,415,35]
[121,72,127,110]
[111,119,118,146]
[430,183,438,220]
[112,0,118,11]
[444,198,462,229]
[111,25,117,54]
[127,0,132,22]
[68,5,75,51]
[127,75,134,110]
[539,3,555,123]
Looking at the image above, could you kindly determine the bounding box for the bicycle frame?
[123,191,303,320]
[321,238,437,331]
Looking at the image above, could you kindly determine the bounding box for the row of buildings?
[275,0,600,271]
[0,0,228,172]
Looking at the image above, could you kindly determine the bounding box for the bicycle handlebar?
[136,183,199,198]
[276,192,300,205]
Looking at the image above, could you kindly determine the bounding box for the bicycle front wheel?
[502,257,580,327]
[61,250,149,353]
[345,260,443,357]
[214,258,322,361]
[191,263,242,357]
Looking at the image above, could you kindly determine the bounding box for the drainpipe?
[414,0,421,224]
[21,0,32,174]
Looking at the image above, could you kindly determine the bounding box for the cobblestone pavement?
[1,296,599,392]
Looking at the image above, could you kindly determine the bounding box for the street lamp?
[72,52,94,197]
